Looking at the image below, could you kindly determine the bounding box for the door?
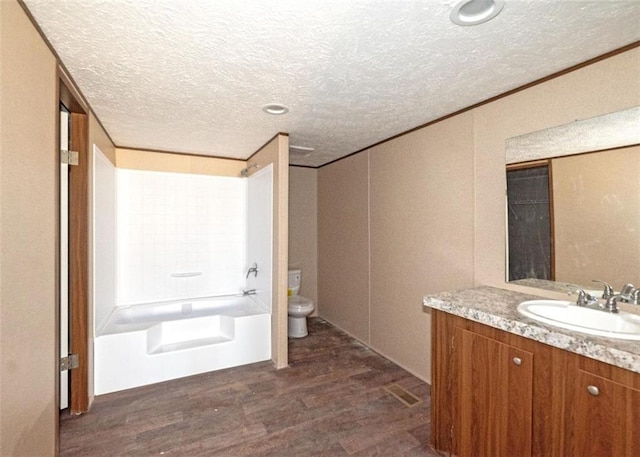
[455,328,534,457]
[58,80,90,414]
[506,163,554,281]
[564,369,640,456]
[59,106,70,410]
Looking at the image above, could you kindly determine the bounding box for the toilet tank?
[288,269,301,296]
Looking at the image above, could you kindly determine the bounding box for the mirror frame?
[506,106,640,164]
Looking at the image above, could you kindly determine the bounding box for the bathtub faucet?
[246,262,259,278]
[243,289,257,296]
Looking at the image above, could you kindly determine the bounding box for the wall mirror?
[505,106,640,293]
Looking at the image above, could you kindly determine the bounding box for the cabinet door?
[564,369,640,457]
[455,328,534,457]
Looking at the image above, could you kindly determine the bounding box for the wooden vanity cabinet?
[563,357,640,456]
[432,309,640,457]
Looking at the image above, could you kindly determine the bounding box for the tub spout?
[243,289,257,296]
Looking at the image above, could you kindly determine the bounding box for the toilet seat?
[287,295,314,312]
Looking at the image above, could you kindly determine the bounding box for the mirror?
[505,106,640,293]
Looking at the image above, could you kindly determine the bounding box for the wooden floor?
[60,318,442,456]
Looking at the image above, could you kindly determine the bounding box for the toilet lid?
[288,295,314,310]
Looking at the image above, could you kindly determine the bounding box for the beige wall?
[250,135,289,368]
[318,47,640,383]
[319,115,475,380]
[288,167,318,307]
[318,153,371,342]
[116,148,246,176]
[369,113,475,380]
[91,116,116,166]
[552,147,640,287]
[0,1,58,455]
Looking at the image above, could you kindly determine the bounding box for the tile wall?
[116,169,247,305]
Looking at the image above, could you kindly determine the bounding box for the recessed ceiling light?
[262,103,289,115]
[450,0,504,26]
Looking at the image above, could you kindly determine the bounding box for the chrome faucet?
[246,262,259,278]
[574,280,640,313]
[618,283,640,305]
[592,279,614,300]
[243,289,257,296]
[604,294,621,313]
[574,288,599,308]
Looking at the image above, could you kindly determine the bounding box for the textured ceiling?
[23,0,640,167]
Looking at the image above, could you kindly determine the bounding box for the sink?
[517,300,640,340]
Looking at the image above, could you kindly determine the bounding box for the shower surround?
[93,150,273,394]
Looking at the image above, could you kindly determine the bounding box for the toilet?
[287,269,315,338]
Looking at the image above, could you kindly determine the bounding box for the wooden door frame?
[58,68,90,414]
[506,159,555,281]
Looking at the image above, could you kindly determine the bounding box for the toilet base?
[288,316,308,338]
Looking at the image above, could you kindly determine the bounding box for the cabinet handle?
[512,357,522,366]
[587,385,600,396]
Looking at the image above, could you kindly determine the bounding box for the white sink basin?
[517,300,640,340]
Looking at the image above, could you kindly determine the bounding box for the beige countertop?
[423,285,640,374]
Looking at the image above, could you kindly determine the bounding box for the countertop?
[423,285,640,374]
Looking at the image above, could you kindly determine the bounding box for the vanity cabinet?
[432,309,640,457]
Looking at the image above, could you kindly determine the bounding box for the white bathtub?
[95,295,271,394]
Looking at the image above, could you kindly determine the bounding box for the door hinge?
[60,354,79,371]
[61,150,79,166]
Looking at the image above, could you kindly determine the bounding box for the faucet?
[243,289,257,296]
[574,288,600,308]
[246,262,259,278]
[604,294,621,313]
[567,283,598,307]
[618,283,640,305]
[592,279,614,300]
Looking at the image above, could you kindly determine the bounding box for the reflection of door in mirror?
[506,161,553,281]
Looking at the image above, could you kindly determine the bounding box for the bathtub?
[94,294,271,394]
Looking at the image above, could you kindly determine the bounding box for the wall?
[115,170,246,306]
[247,165,274,311]
[318,153,371,342]
[116,148,246,176]
[93,147,117,336]
[318,115,475,380]
[0,1,58,455]
[318,47,640,383]
[288,167,318,306]
[91,116,116,165]
[553,146,640,287]
[369,113,475,379]
[249,134,289,368]
[88,115,116,403]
